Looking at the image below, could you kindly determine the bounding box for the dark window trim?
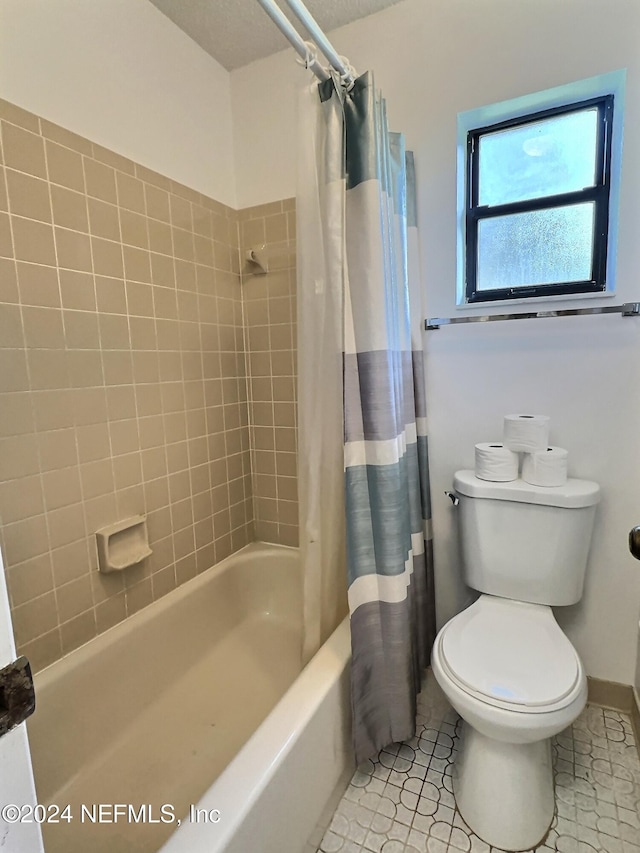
[465,95,614,304]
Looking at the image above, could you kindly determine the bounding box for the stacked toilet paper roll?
[475,442,519,482]
[471,413,569,487]
[522,446,569,487]
[503,414,550,453]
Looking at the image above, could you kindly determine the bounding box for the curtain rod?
[425,302,640,330]
[255,0,355,88]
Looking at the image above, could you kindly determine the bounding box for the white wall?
[232,0,640,684]
[0,0,237,207]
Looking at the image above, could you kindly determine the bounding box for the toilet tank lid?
[453,470,600,508]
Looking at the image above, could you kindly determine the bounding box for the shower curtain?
[297,71,436,765]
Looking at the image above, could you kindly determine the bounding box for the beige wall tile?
[103,351,134,386]
[265,213,288,243]
[0,304,25,348]
[123,245,151,282]
[126,280,154,316]
[109,419,139,456]
[116,172,145,214]
[67,349,103,388]
[95,276,126,314]
[17,262,60,308]
[129,350,162,382]
[37,429,78,472]
[145,184,170,223]
[106,385,136,421]
[59,269,95,311]
[95,593,126,633]
[42,466,82,511]
[6,169,52,222]
[55,226,92,272]
[84,159,117,204]
[51,540,88,591]
[20,628,62,673]
[135,165,171,192]
[47,503,86,550]
[11,216,56,265]
[88,197,120,241]
[1,123,47,178]
[51,185,89,232]
[0,100,40,133]
[0,212,13,258]
[3,514,49,566]
[0,170,7,214]
[72,387,108,426]
[64,310,100,349]
[170,194,192,231]
[46,141,85,192]
[0,392,35,438]
[99,313,130,349]
[31,389,74,431]
[60,610,96,655]
[126,577,152,615]
[6,554,53,607]
[22,305,65,348]
[0,475,44,524]
[76,423,111,463]
[57,575,93,623]
[0,257,19,303]
[92,145,135,177]
[12,591,58,646]
[40,120,93,156]
[148,219,173,256]
[80,459,114,500]
[92,237,124,278]
[120,209,149,249]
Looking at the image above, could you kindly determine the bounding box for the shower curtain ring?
[339,56,357,91]
[295,40,317,72]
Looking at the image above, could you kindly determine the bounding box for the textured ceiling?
[148,0,404,70]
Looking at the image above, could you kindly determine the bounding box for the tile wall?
[0,98,254,671]
[239,201,299,547]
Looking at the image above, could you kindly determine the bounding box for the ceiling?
[148,0,404,71]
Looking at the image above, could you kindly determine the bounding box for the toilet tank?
[453,470,600,606]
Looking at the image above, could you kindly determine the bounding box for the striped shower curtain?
[298,71,436,766]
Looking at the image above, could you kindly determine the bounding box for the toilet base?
[453,721,555,851]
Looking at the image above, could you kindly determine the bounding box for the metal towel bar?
[425,302,640,330]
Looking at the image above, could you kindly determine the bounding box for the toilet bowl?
[432,594,587,851]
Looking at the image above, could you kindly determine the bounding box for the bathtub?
[27,542,353,853]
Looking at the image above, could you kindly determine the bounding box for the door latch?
[0,656,35,738]
[630,526,640,561]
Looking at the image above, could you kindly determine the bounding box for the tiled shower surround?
[0,97,298,671]
[239,202,298,547]
[316,676,640,853]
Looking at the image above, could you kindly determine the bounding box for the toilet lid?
[440,596,580,707]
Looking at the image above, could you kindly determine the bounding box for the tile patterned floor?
[317,674,640,853]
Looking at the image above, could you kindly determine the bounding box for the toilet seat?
[438,594,581,713]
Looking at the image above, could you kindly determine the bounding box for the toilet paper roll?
[522,446,569,487]
[503,413,550,453]
[474,442,519,482]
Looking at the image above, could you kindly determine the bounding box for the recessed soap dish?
[96,515,152,573]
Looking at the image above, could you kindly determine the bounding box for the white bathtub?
[27,542,352,853]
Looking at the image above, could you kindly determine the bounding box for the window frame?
[465,95,614,304]
[455,71,626,309]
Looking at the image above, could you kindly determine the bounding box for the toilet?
[431,470,600,851]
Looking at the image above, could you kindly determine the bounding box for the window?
[457,72,625,306]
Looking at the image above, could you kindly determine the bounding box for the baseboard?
[632,687,640,746]
[587,676,635,712]
[587,676,640,750]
